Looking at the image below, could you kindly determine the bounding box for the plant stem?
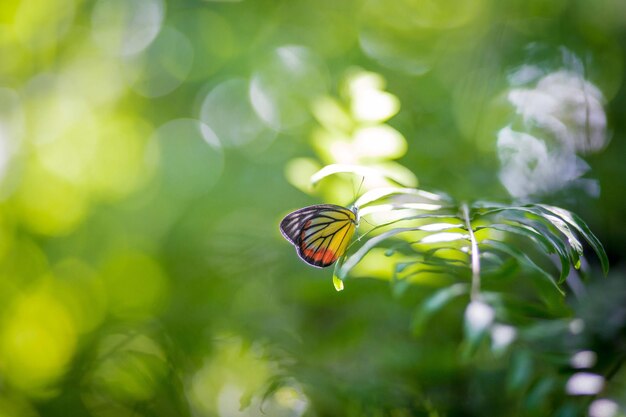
[461,203,481,301]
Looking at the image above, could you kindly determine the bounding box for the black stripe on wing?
[297,220,352,268]
[279,204,352,245]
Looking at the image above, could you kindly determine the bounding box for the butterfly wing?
[280,204,357,268]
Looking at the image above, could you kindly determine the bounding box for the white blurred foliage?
[508,69,607,153]
[498,67,608,199]
[464,300,495,334]
[570,350,598,369]
[497,126,592,198]
[589,399,620,417]
[490,324,517,351]
[566,372,605,395]
[347,72,400,123]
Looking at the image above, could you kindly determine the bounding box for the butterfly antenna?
[349,176,366,211]
[356,176,365,198]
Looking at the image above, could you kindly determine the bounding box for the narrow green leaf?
[517,219,576,283]
[477,223,554,254]
[481,240,565,301]
[423,246,470,261]
[542,213,584,260]
[506,206,583,275]
[339,227,419,278]
[391,263,412,297]
[492,205,598,275]
[478,223,570,283]
[537,204,609,275]
[507,350,534,392]
[357,214,461,239]
[482,257,519,279]
[525,377,557,411]
[411,283,469,336]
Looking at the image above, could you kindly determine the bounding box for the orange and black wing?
[280,204,357,268]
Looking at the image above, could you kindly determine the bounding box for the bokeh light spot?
[89,333,168,403]
[200,78,276,149]
[285,158,322,194]
[358,28,433,75]
[0,290,77,393]
[188,337,271,416]
[14,164,88,236]
[250,45,328,131]
[171,9,237,81]
[49,259,107,334]
[86,116,154,201]
[152,118,223,200]
[491,324,517,352]
[101,252,169,320]
[570,350,597,369]
[125,26,194,98]
[91,0,164,57]
[0,88,24,191]
[60,47,128,106]
[13,0,75,50]
[465,301,495,334]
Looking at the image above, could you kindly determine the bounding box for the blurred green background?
[0,0,625,416]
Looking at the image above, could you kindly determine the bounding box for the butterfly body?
[280,204,358,268]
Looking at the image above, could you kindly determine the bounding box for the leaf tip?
[332,275,344,291]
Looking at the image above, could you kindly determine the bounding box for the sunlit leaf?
[359,203,446,217]
[352,125,407,159]
[311,164,416,187]
[354,187,448,208]
[420,232,468,244]
[310,96,353,132]
[542,214,583,258]
[418,223,464,232]
[503,207,583,274]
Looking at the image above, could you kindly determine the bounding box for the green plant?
[279,68,621,416]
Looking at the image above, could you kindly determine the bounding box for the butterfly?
[280,204,359,268]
